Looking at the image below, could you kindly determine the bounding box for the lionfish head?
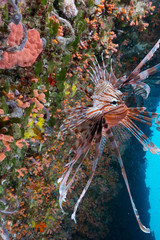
[91,76,128,127]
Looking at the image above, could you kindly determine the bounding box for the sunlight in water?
[145,101,160,240]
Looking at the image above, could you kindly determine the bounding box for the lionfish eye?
[111,100,118,105]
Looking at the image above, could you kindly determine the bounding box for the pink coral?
[8,23,23,47]
[0,23,43,69]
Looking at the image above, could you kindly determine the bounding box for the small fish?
[58,39,160,233]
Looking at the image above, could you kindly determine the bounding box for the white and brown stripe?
[58,39,160,233]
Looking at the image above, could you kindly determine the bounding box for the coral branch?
[8,0,22,25]
[0,197,19,215]
[51,11,75,45]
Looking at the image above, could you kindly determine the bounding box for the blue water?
[106,83,160,240]
[145,100,160,239]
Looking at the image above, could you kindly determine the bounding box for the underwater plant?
[58,39,160,233]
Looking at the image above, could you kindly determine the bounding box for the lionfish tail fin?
[103,126,150,233]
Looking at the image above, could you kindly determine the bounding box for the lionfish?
[58,39,160,233]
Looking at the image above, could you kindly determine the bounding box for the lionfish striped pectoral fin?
[59,145,86,214]
[71,120,102,223]
[126,39,160,82]
[130,82,150,99]
[122,115,160,154]
[117,40,160,96]
[131,63,160,83]
[59,121,98,214]
[103,126,150,233]
[128,63,160,99]
[128,108,160,132]
[58,116,103,220]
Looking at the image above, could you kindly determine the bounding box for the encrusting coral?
[0,23,44,69]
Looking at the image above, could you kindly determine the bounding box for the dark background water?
[106,138,155,240]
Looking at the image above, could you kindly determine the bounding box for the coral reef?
[0,0,159,239]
